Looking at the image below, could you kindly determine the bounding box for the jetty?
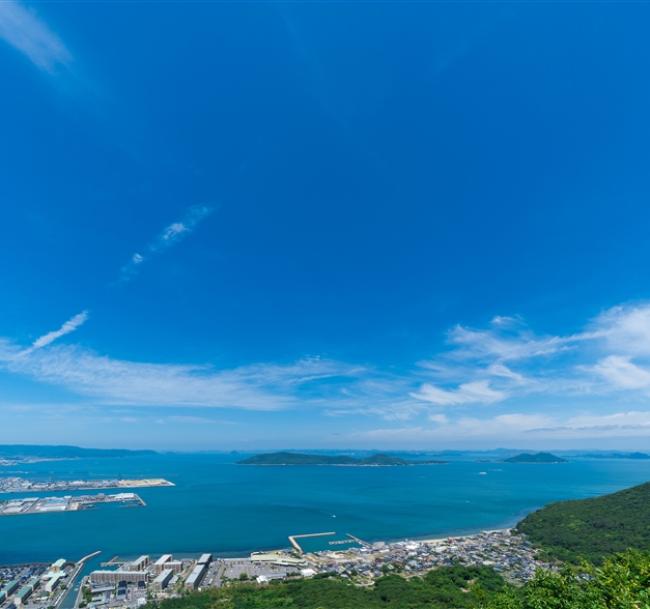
[288,532,336,554]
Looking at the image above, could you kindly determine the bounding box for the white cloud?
[0,0,71,73]
[352,410,650,445]
[591,304,650,357]
[486,363,527,384]
[412,303,650,407]
[162,222,188,241]
[592,355,650,391]
[411,380,506,406]
[20,311,88,355]
[525,410,650,438]
[490,315,521,327]
[447,324,571,362]
[119,204,213,282]
[1,341,358,411]
[354,412,552,442]
[8,300,650,435]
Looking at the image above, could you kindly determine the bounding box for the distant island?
[578,451,650,460]
[504,452,567,463]
[0,444,156,466]
[237,452,447,466]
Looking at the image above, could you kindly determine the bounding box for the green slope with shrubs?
[516,481,650,563]
[150,565,506,609]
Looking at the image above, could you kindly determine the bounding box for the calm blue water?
[1,454,649,564]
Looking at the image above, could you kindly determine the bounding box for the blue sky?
[2,1,650,450]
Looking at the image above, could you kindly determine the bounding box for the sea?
[1,453,649,565]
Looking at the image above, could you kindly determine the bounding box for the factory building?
[51,558,67,572]
[185,564,206,589]
[197,554,212,565]
[152,569,173,591]
[90,571,148,585]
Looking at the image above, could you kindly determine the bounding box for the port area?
[0,478,174,494]
[0,493,145,516]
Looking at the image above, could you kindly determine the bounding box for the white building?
[130,555,150,571]
[152,569,173,591]
[185,564,206,589]
[45,573,66,594]
[154,555,172,574]
[90,571,147,585]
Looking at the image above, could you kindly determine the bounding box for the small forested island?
[237,452,446,466]
[504,452,567,463]
[517,480,650,563]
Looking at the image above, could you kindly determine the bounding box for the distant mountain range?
[576,451,650,460]
[237,451,447,466]
[0,444,156,460]
[504,452,567,463]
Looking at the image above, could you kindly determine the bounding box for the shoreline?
[86,524,522,566]
[0,518,533,566]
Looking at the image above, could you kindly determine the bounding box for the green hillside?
[517,482,650,562]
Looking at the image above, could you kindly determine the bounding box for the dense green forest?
[149,551,650,609]
[517,481,650,563]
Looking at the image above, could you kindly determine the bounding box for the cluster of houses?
[307,529,550,583]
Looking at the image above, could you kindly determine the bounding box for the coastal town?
[0,528,551,609]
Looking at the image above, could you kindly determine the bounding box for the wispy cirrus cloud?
[7,301,650,446]
[0,0,71,73]
[118,204,213,283]
[410,380,505,406]
[19,310,88,356]
[0,335,359,411]
[349,409,650,446]
[406,302,650,409]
